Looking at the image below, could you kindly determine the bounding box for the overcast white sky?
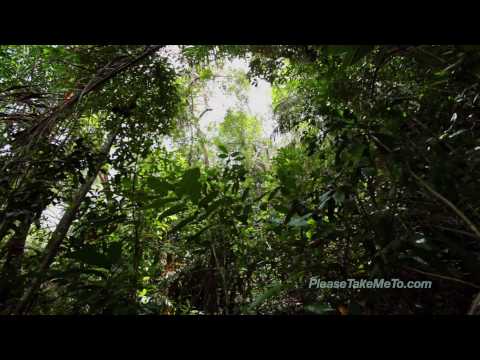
[161,46,276,140]
[199,57,275,138]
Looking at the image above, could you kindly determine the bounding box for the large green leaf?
[158,203,187,220]
[333,191,345,205]
[325,46,351,56]
[199,190,219,208]
[217,143,228,154]
[105,242,123,264]
[205,198,223,216]
[146,177,174,196]
[241,187,250,202]
[144,196,178,209]
[169,211,199,233]
[238,204,252,224]
[287,213,312,228]
[176,167,202,203]
[343,46,374,66]
[267,186,281,201]
[248,282,285,311]
[318,190,334,210]
[273,203,289,214]
[188,223,215,241]
[68,245,112,269]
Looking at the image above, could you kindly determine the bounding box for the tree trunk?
[13,133,116,315]
[131,160,144,309]
[196,108,211,167]
[0,212,33,308]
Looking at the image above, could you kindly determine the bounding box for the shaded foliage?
[1,45,480,315]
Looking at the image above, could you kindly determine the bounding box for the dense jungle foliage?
[1,45,480,315]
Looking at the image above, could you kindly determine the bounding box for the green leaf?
[176,167,202,203]
[373,214,394,247]
[249,282,285,311]
[232,181,239,194]
[188,223,215,241]
[333,191,345,205]
[169,212,199,233]
[273,203,289,214]
[267,186,281,201]
[158,203,187,220]
[144,196,178,209]
[199,68,214,80]
[68,245,112,269]
[343,46,374,66]
[205,198,223,216]
[241,187,250,202]
[349,143,366,163]
[146,177,173,196]
[305,303,336,315]
[199,190,219,208]
[105,242,122,264]
[318,190,333,209]
[238,204,252,224]
[217,144,228,154]
[325,46,351,56]
[287,213,312,228]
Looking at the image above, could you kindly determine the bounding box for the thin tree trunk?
[13,133,116,315]
[196,108,211,167]
[131,156,144,309]
[200,140,210,167]
[0,184,54,307]
[0,212,33,307]
[0,163,55,306]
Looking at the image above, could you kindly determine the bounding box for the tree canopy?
[1,45,480,315]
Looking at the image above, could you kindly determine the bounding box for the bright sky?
[199,57,275,139]
[161,45,276,141]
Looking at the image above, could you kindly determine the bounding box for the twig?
[409,169,480,240]
[403,266,480,289]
